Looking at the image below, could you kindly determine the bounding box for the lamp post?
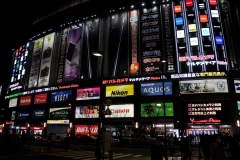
[161,59,167,149]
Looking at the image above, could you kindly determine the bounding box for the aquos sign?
[140,82,172,96]
[106,84,134,97]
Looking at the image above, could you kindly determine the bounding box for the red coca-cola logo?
[75,125,98,135]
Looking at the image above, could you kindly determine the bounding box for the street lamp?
[161,59,167,149]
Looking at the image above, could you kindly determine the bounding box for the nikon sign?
[49,107,71,119]
[106,84,134,97]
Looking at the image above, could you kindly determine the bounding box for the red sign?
[58,84,79,89]
[209,0,217,5]
[34,93,47,104]
[20,127,28,130]
[174,5,182,13]
[30,126,44,130]
[190,118,221,123]
[19,96,31,106]
[75,125,98,136]
[5,121,12,125]
[185,0,193,7]
[200,15,208,23]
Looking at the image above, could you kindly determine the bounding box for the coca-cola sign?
[75,125,98,136]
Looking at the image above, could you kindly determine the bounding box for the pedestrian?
[169,135,175,158]
[47,132,52,150]
[64,134,70,152]
[21,131,27,148]
[210,134,226,160]
[151,137,168,160]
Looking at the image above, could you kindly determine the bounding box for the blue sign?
[51,90,72,103]
[215,36,224,45]
[32,109,46,119]
[175,17,183,25]
[18,111,29,120]
[140,82,173,96]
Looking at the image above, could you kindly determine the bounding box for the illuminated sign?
[237,101,240,112]
[105,104,134,118]
[75,106,99,118]
[9,83,19,88]
[5,93,22,99]
[175,17,183,25]
[18,111,29,120]
[177,30,185,38]
[49,107,71,119]
[50,90,72,102]
[201,28,210,36]
[141,102,174,117]
[210,0,217,5]
[211,10,219,18]
[32,109,46,119]
[9,98,18,108]
[58,84,79,89]
[30,127,44,130]
[22,87,58,95]
[188,103,221,116]
[5,121,13,125]
[234,80,240,93]
[11,111,16,120]
[34,93,47,104]
[75,125,98,136]
[179,55,215,61]
[185,0,193,7]
[198,3,205,10]
[47,120,69,124]
[171,72,227,79]
[106,84,134,97]
[200,15,208,23]
[215,36,224,45]
[19,96,31,106]
[76,87,100,100]
[190,37,198,46]
[190,118,221,123]
[188,24,197,32]
[102,76,166,85]
[179,79,229,94]
[140,82,172,96]
[174,5,182,13]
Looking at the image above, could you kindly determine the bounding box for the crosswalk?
[41,149,144,160]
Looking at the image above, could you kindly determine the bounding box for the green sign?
[49,107,71,119]
[141,102,174,117]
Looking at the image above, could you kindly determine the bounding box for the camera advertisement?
[38,32,55,87]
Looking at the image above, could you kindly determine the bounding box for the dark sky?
[1,1,36,85]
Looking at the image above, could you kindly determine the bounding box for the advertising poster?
[50,90,72,103]
[141,102,174,117]
[129,10,139,75]
[49,107,71,119]
[234,80,240,93]
[63,26,82,82]
[34,93,48,104]
[237,102,240,115]
[38,33,55,87]
[108,12,128,77]
[188,102,222,116]
[11,111,16,120]
[75,106,99,118]
[32,109,46,119]
[28,37,44,88]
[75,125,98,136]
[47,120,69,124]
[140,82,172,96]
[105,104,134,118]
[106,84,134,97]
[140,6,162,74]
[76,87,100,100]
[19,96,31,106]
[9,98,18,108]
[179,79,229,94]
[18,111,29,120]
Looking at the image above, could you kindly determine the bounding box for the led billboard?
[75,106,99,118]
[141,102,174,117]
[76,87,100,100]
[105,104,134,118]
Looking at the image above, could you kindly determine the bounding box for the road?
[0,138,232,160]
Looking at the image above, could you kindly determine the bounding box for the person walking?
[210,134,227,160]
[64,134,70,152]
[169,135,175,158]
[151,137,168,160]
[47,132,52,150]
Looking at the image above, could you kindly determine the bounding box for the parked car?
[111,138,120,143]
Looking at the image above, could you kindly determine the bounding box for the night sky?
[1,1,44,86]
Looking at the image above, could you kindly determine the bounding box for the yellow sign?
[47,120,69,124]
[106,84,134,97]
[188,24,197,32]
